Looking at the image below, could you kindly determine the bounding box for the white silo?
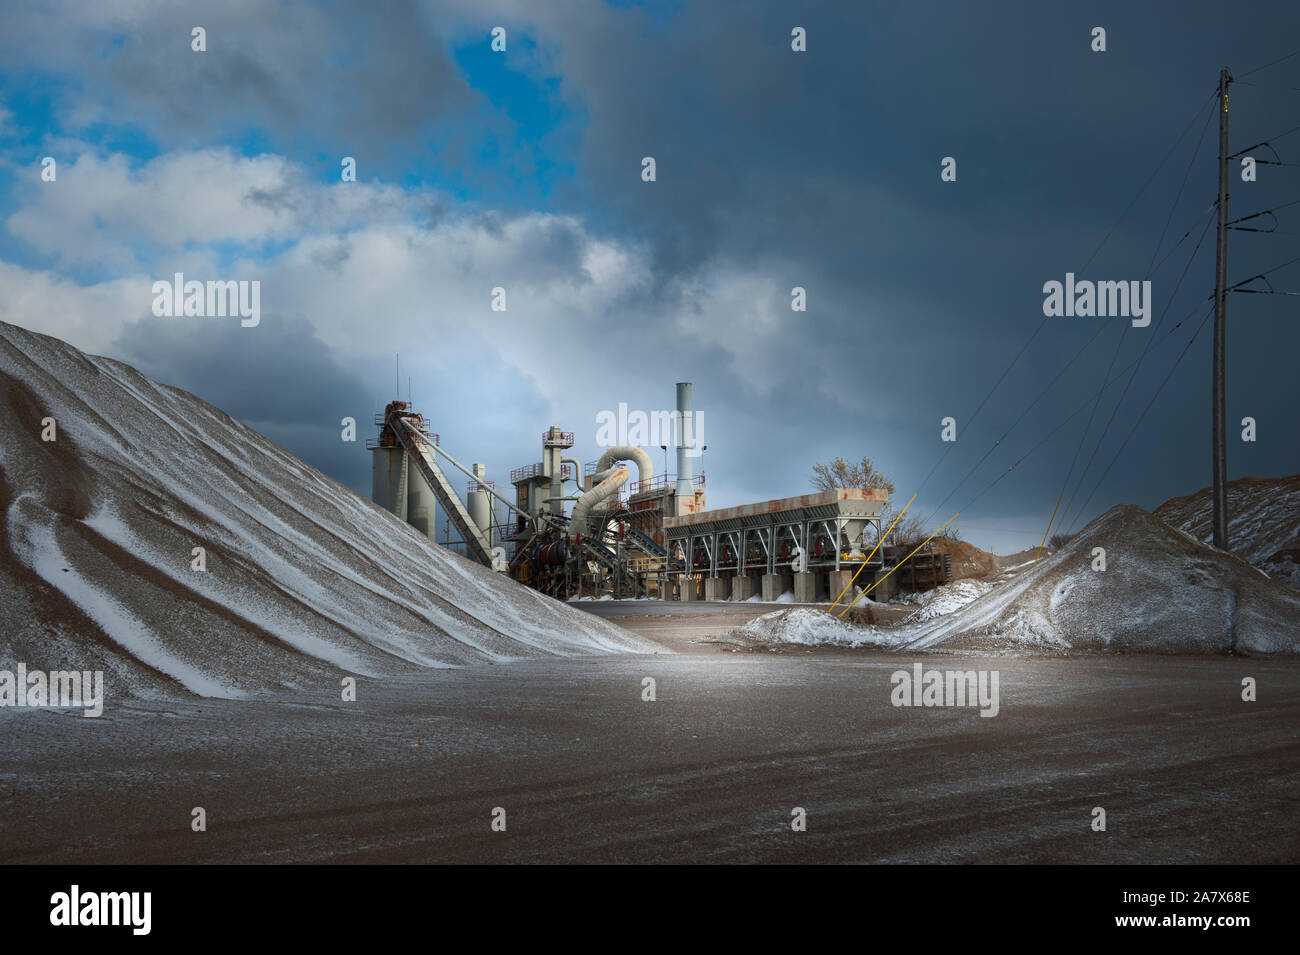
[369,403,437,544]
[467,462,493,546]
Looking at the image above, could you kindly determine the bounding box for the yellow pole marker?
[1034,495,1063,566]
[828,494,916,611]
[837,513,960,618]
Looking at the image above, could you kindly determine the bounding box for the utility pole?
[1211,67,1232,550]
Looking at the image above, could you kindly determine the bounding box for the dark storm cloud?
[1,0,478,158]
[496,0,1300,544]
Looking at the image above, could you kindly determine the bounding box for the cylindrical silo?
[371,447,409,522]
[468,462,492,545]
[405,461,437,540]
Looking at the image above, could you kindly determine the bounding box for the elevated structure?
[663,488,890,602]
[369,402,437,544]
[367,384,904,604]
[509,427,577,541]
[504,387,706,598]
[369,401,495,564]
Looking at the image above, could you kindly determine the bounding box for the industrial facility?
[368,382,940,603]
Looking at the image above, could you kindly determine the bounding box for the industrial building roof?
[663,487,889,530]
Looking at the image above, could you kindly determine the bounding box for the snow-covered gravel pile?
[0,321,662,701]
[725,505,1300,656]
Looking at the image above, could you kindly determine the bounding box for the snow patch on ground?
[733,609,895,648]
[903,579,994,622]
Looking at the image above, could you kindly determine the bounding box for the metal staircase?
[625,528,666,557]
[581,538,618,570]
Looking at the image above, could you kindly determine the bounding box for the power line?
[1237,47,1300,79]
[917,324,1109,525]
[916,104,1220,535]
[1235,81,1300,93]
[1227,252,1300,296]
[1073,94,1218,279]
[908,92,1218,504]
[1151,202,1216,270]
[1238,121,1300,149]
[1231,197,1300,222]
[1068,307,1216,529]
[1240,251,1300,279]
[955,305,1214,518]
[1056,100,1216,527]
[1060,210,1217,532]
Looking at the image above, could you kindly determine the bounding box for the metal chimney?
[675,382,693,498]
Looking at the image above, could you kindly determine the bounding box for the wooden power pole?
[1212,67,1232,550]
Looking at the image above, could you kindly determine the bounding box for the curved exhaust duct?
[569,466,629,542]
[591,446,653,489]
[561,456,584,488]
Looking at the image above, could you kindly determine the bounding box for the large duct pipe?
[569,466,629,542]
[675,382,694,498]
[592,445,653,490]
[561,456,583,488]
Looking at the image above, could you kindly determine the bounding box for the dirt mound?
[930,537,997,579]
[0,321,660,701]
[1154,474,1300,587]
[993,547,1043,571]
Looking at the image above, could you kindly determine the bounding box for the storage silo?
[371,447,408,521]
[467,462,493,546]
[406,458,436,539]
[369,403,437,544]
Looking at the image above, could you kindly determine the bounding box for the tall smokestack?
[675,382,693,498]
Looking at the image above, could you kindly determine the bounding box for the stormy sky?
[1,0,1297,554]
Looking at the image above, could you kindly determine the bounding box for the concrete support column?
[827,570,854,604]
[793,572,817,603]
[679,574,698,602]
[731,576,754,601]
[870,569,897,603]
[704,577,729,601]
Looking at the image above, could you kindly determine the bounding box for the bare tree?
[811,456,961,548]
[810,456,895,494]
[889,511,962,549]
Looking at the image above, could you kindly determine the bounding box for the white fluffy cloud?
[1,148,822,419]
[0,262,152,355]
[6,149,417,268]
